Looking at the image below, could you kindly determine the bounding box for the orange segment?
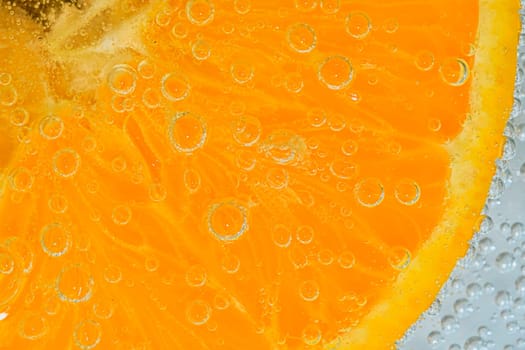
[0,0,519,349]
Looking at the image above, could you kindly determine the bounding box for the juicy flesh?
[0,0,477,349]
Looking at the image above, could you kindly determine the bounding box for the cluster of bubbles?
[0,0,482,348]
[399,10,525,349]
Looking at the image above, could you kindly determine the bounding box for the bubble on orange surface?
[354,178,385,207]
[168,111,207,152]
[318,55,353,90]
[56,264,94,303]
[161,73,191,102]
[207,200,248,242]
[107,64,137,96]
[52,148,81,178]
[345,12,372,39]
[287,23,317,54]
[40,222,71,257]
[186,0,215,26]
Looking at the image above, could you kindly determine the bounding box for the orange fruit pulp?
[0,0,520,349]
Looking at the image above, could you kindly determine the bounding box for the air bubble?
[388,246,411,270]
[296,225,314,245]
[480,216,494,234]
[73,319,101,350]
[233,0,251,14]
[299,280,320,301]
[467,283,483,300]
[186,265,207,287]
[341,139,358,156]
[9,167,34,192]
[0,85,17,106]
[338,251,355,269]
[272,224,292,248]
[112,205,132,225]
[235,149,256,171]
[232,115,261,146]
[145,256,160,272]
[503,138,517,160]
[186,299,211,325]
[0,72,12,85]
[107,64,137,95]
[0,250,14,275]
[48,193,68,214]
[261,130,306,165]
[137,59,155,79]
[511,222,524,238]
[427,331,443,347]
[221,254,240,274]
[56,264,94,303]
[454,298,474,318]
[39,115,64,140]
[171,22,189,38]
[192,39,211,61]
[53,148,80,178]
[43,295,61,316]
[428,118,442,132]
[345,12,371,39]
[111,156,127,173]
[10,107,29,126]
[93,299,115,319]
[415,51,435,71]
[508,321,519,334]
[186,0,215,26]
[382,17,399,34]
[168,111,207,153]
[488,177,504,200]
[5,238,33,274]
[284,72,304,93]
[18,313,48,340]
[354,178,384,207]
[207,200,248,242]
[394,179,421,206]
[320,0,340,14]
[318,55,353,90]
[155,9,172,27]
[231,61,254,84]
[148,183,167,202]
[287,23,317,54]
[439,58,470,86]
[496,290,512,308]
[329,158,358,179]
[40,222,71,257]
[142,88,161,109]
[213,292,230,310]
[103,265,122,284]
[82,136,97,152]
[302,323,322,345]
[161,73,190,102]
[318,249,334,265]
[183,168,201,193]
[484,282,495,295]
[441,315,459,334]
[293,0,316,11]
[464,336,484,350]
[266,167,288,190]
[496,252,517,273]
[516,276,525,295]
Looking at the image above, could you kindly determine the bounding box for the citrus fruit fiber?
[0,0,520,349]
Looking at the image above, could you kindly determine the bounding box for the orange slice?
[0,0,520,349]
